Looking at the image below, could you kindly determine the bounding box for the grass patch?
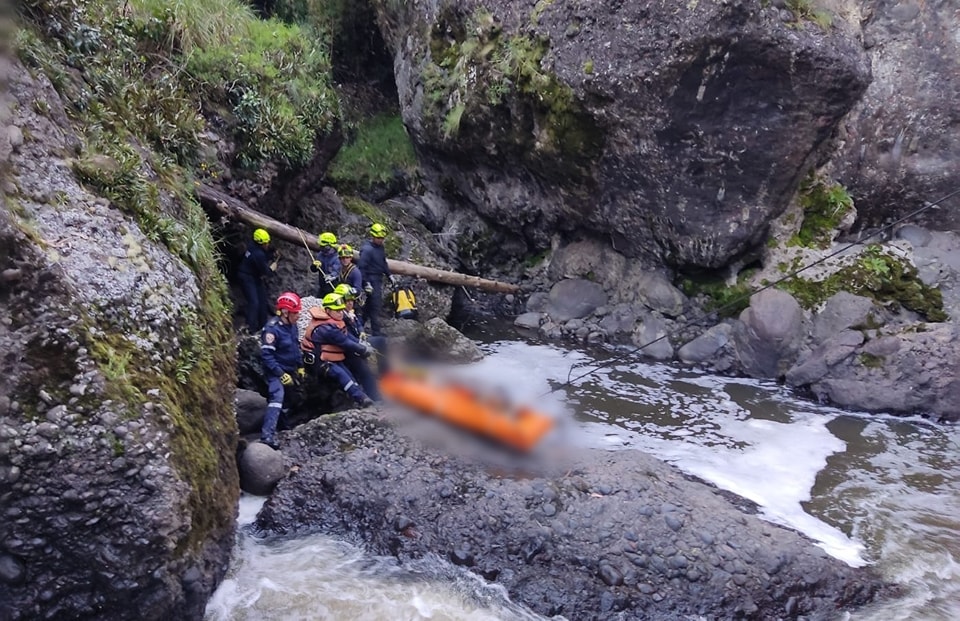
[18,0,339,168]
[858,353,884,368]
[327,114,418,193]
[789,175,853,249]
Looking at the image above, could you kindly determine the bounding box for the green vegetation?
[18,0,339,168]
[785,0,833,30]
[778,245,948,322]
[341,196,402,257]
[422,7,602,163]
[677,275,754,318]
[790,176,853,249]
[327,114,418,193]
[858,353,884,369]
[17,0,246,554]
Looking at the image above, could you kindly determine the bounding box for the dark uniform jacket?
[238,242,275,279]
[260,317,302,377]
[357,240,390,285]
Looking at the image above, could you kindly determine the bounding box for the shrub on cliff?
[18,0,339,168]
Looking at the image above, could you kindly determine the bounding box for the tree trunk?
[198,184,520,294]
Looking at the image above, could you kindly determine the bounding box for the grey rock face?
[734,289,806,378]
[829,0,960,232]
[796,323,960,421]
[632,314,674,361]
[812,292,884,345]
[408,317,484,363]
[513,312,542,330]
[259,412,889,620]
[1,59,238,620]
[678,323,734,364]
[376,0,869,268]
[546,278,607,322]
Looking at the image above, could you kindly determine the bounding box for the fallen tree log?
[198,184,520,294]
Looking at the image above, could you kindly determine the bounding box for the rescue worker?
[357,222,395,337]
[260,292,305,449]
[335,283,388,375]
[304,293,380,405]
[310,231,341,298]
[237,228,277,331]
[338,244,363,292]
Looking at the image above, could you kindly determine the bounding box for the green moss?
[327,114,418,193]
[790,176,853,249]
[777,245,948,322]
[858,353,884,368]
[677,275,753,318]
[342,196,402,257]
[784,0,833,30]
[421,7,603,171]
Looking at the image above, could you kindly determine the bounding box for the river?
[206,324,960,620]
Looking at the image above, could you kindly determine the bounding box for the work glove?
[279,373,294,386]
[389,275,398,287]
[312,260,322,271]
[365,342,378,357]
[359,331,368,342]
[363,282,374,295]
[296,367,306,380]
[325,274,336,285]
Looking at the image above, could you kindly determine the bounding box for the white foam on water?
[468,340,866,566]
[206,533,537,621]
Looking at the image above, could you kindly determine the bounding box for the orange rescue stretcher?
[379,371,554,452]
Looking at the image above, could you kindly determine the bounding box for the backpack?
[391,288,418,320]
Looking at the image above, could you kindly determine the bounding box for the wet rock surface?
[376,0,869,269]
[258,412,890,620]
[1,58,238,620]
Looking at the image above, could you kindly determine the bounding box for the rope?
[541,186,960,396]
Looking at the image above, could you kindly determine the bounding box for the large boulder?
[374,0,869,268]
[733,289,807,378]
[828,0,960,231]
[238,442,286,496]
[259,412,889,620]
[789,323,960,421]
[407,317,484,362]
[1,59,238,619]
[546,278,607,322]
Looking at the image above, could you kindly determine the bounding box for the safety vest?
[300,306,348,362]
[392,288,418,320]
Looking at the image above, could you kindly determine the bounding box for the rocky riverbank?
[256,410,891,620]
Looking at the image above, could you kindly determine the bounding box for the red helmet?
[276,292,302,313]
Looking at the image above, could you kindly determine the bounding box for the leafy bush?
[183,16,338,167]
[19,0,339,169]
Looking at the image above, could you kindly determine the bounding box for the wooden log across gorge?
[198,184,521,294]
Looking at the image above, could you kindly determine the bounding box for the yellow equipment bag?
[392,287,418,320]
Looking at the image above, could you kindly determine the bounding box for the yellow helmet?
[318,232,338,247]
[337,244,355,258]
[321,293,346,310]
[334,284,358,300]
[253,228,270,244]
[369,223,388,238]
